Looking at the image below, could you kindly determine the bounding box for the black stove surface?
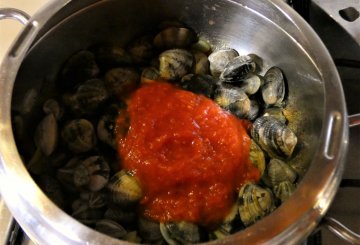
[304,2,360,245]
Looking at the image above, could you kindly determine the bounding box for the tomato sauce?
[117,82,259,227]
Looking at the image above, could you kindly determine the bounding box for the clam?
[251,116,298,158]
[43,99,63,120]
[92,43,133,68]
[60,50,99,90]
[154,27,197,50]
[128,35,155,64]
[237,74,263,95]
[71,201,104,225]
[261,66,285,107]
[160,221,201,245]
[123,231,142,243]
[228,96,251,119]
[159,49,193,81]
[238,183,275,226]
[180,74,218,98]
[208,48,239,77]
[138,217,162,242]
[211,204,241,239]
[248,53,264,73]
[141,67,160,84]
[79,191,108,209]
[192,51,210,75]
[220,55,256,82]
[214,85,248,110]
[107,170,142,208]
[61,119,97,153]
[214,85,251,119]
[26,148,48,175]
[248,100,260,121]
[267,158,297,187]
[97,103,127,149]
[104,207,137,225]
[262,107,287,124]
[191,38,212,54]
[73,156,110,192]
[273,181,296,203]
[63,79,109,115]
[249,140,266,176]
[56,157,82,192]
[95,219,127,239]
[104,67,140,98]
[34,113,58,156]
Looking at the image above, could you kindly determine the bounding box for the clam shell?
[251,116,298,158]
[60,50,99,90]
[63,79,109,115]
[159,49,193,81]
[105,67,140,98]
[61,119,96,153]
[261,66,285,107]
[191,37,212,54]
[273,181,296,203]
[238,74,262,95]
[211,204,241,238]
[80,191,108,209]
[220,55,256,82]
[262,107,287,124]
[128,35,155,64]
[141,67,160,84]
[107,170,142,208]
[123,231,142,243]
[92,43,133,68]
[43,99,63,120]
[34,113,58,156]
[160,221,201,245]
[249,140,266,176]
[95,219,127,239]
[208,48,239,77]
[138,217,162,242]
[180,74,217,98]
[215,85,251,119]
[104,207,137,225]
[238,183,275,226]
[97,103,126,149]
[267,158,297,187]
[248,100,260,121]
[73,156,110,192]
[192,51,210,75]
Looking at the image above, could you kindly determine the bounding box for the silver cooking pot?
[0,0,359,244]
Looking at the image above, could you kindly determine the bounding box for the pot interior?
[10,0,324,242]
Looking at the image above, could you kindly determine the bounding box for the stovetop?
[306,2,360,244]
[0,1,359,244]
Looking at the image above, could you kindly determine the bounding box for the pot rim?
[0,0,348,244]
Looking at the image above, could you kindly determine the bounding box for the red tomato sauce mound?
[117,82,259,227]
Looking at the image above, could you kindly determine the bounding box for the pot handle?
[349,113,360,128]
[0,8,30,25]
[321,113,360,244]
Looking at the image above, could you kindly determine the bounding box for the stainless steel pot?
[0,0,359,244]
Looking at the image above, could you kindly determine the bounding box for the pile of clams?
[15,21,299,244]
